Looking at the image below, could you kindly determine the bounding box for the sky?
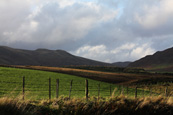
[0,0,173,63]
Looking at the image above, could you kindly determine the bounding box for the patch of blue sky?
[116,3,124,19]
[99,0,124,19]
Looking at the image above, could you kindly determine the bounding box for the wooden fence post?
[49,78,51,100]
[110,85,112,96]
[98,84,100,99]
[85,79,88,100]
[23,76,25,100]
[69,80,73,99]
[135,86,137,99]
[56,79,59,98]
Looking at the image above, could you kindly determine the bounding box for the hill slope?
[0,46,110,67]
[128,47,173,72]
[112,61,131,67]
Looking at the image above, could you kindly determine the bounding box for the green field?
[0,67,152,100]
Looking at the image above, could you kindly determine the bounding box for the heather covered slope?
[0,46,110,67]
[128,47,173,72]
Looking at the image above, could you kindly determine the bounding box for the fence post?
[110,85,112,96]
[69,80,73,99]
[56,79,59,98]
[49,78,51,100]
[23,76,25,100]
[98,84,100,100]
[85,79,88,100]
[135,86,137,99]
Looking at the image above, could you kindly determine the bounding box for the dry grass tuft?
[0,95,172,115]
[167,97,173,106]
[0,97,30,115]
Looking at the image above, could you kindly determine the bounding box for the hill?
[0,46,111,67]
[112,61,131,67]
[128,47,173,72]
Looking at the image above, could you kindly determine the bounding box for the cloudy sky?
[1,0,173,63]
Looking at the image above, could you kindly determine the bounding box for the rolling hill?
[128,47,173,72]
[112,61,131,67]
[0,46,111,67]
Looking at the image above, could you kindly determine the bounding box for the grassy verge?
[0,96,172,115]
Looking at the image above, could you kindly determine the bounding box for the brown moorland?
[3,65,173,85]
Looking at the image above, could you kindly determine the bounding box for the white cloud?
[0,0,30,31]
[0,1,117,49]
[57,0,76,8]
[30,21,38,30]
[111,43,135,54]
[75,45,108,61]
[135,0,173,29]
[74,43,155,62]
[0,0,173,62]
[130,44,155,59]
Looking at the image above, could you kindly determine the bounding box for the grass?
[0,66,172,114]
[0,66,171,100]
[9,65,173,85]
[0,67,122,100]
[0,96,172,115]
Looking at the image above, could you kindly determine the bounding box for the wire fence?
[0,76,172,100]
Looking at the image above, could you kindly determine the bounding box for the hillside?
[0,46,111,67]
[112,61,131,67]
[128,47,173,72]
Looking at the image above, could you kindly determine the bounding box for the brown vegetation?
[4,65,173,85]
[0,96,172,115]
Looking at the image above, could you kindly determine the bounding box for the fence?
[0,76,172,100]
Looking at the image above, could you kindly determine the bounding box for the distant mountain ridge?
[128,47,173,72]
[1,46,172,72]
[112,61,131,67]
[0,46,111,67]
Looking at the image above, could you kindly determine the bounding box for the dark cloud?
[0,0,173,62]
